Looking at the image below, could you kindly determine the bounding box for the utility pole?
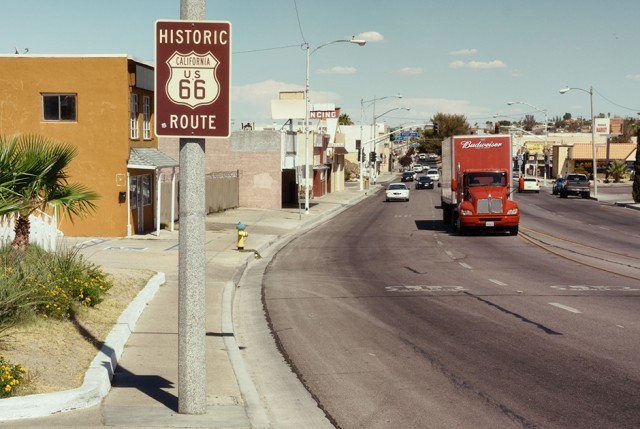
[178,0,207,415]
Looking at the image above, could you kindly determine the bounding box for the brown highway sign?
[155,20,231,138]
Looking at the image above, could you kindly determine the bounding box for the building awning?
[570,143,636,161]
[128,148,178,170]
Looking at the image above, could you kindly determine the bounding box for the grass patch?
[0,244,153,396]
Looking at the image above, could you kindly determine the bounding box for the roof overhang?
[128,148,178,170]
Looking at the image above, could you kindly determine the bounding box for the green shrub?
[0,354,25,398]
[0,245,113,321]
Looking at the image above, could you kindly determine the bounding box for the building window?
[143,95,151,140]
[42,94,77,121]
[130,94,139,139]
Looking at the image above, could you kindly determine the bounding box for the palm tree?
[338,113,353,125]
[607,160,627,183]
[0,134,99,249]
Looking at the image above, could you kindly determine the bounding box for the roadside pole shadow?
[71,314,179,412]
[110,366,178,411]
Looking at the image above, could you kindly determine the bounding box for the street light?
[559,86,597,198]
[371,107,410,184]
[506,100,549,183]
[304,37,366,213]
[360,94,403,191]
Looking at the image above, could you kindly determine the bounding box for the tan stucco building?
[0,54,177,237]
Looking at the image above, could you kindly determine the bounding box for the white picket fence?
[0,208,60,252]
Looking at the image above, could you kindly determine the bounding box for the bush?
[0,245,113,321]
[0,354,25,398]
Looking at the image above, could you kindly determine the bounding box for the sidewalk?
[1,174,393,428]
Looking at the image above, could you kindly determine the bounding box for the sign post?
[155,12,231,415]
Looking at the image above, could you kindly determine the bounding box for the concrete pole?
[178,0,207,415]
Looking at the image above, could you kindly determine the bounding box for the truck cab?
[454,170,519,235]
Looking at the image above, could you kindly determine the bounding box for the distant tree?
[563,112,572,121]
[431,112,471,138]
[523,114,536,131]
[398,153,412,168]
[338,113,353,125]
[419,113,471,156]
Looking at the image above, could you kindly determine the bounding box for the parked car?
[401,171,415,182]
[426,168,440,181]
[518,176,540,193]
[385,183,410,202]
[415,176,434,189]
[552,177,565,195]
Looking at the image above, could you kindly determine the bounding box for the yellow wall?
[0,56,147,236]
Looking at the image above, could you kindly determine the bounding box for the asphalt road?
[262,181,640,429]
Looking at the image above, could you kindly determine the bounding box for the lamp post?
[304,37,366,213]
[507,101,549,183]
[559,86,597,198]
[359,94,403,191]
[371,107,410,184]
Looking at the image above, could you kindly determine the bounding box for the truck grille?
[477,198,503,214]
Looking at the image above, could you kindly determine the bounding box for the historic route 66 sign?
[166,51,220,108]
[155,20,231,138]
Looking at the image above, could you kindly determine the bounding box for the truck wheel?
[560,191,568,198]
[581,192,590,199]
[443,204,452,225]
[451,211,459,232]
[509,225,519,236]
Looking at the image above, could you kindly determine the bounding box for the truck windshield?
[467,172,506,187]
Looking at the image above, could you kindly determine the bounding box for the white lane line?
[445,250,454,258]
[549,302,582,314]
[459,262,472,269]
[437,241,443,246]
[489,278,508,286]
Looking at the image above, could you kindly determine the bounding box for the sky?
[3,0,640,131]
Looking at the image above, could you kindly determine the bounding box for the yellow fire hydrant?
[236,222,248,250]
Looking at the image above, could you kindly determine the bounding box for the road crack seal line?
[399,334,536,429]
[463,292,562,336]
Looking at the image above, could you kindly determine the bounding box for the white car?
[519,177,540,193]
[426,169,440,181]
[412,164,424,173]
[385,183,410,202]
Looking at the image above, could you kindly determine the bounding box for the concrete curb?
[0,272,165,421]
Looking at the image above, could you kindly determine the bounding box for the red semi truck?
[440,135,520,235]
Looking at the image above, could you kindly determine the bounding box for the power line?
[593,88,640,113]
[293,0,306,44]
[233,44,299,55]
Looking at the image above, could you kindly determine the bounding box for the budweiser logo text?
[461,140,503,149]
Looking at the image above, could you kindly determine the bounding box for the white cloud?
[398,67,423,75]
[449,48,478,56]
[317,66,357,74]
[449,60,507,69]
[355,31,384,42]
[231,80,340,125]
[625,74,640,81]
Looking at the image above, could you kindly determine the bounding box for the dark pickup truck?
[560,173,591,199]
